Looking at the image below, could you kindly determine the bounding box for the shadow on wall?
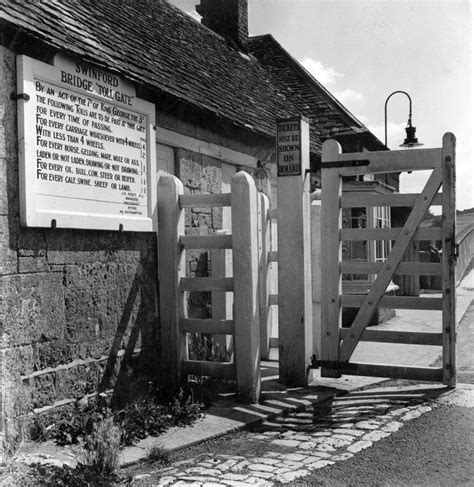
[2,225,160,417]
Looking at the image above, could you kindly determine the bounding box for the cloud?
[334,88,364,105]
[300,57,343,86]
[366,121,407,147]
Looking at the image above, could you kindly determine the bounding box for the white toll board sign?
[16,54,156,231]
[277,117,302,177]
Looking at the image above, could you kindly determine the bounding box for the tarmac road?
[128,299,474,486]
[280,385,474,487]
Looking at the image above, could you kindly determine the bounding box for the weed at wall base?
[79,416,121,476]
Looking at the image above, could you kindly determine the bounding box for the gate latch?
[452,243,459,260]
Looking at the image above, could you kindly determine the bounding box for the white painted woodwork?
[179,277,234,292]
[268,208,278,220]
[181,360,235,380]
[231,171,261,402]
[157,174,186,387]
[179,318,235,335]
[179,234,233,249]
[341,227,442,241]
[258,192,272,360]
[341,294,443,310]
[277,118,313,386]
[155,126,258,168]
[339,363,443,382]
[268,294,279,306]
[156,143,175,176]
[340,328,443,346]
[311,200,322,363]
[342,192,443,208]
[211,229,233,358]
[318,135,456,385]
[441,132,457,386]
[268,251,279,262]
[339,167,443,362]
[179,193,232,208]
[333,148,442,176]
[321,140,343,375]
[341,261,441,276]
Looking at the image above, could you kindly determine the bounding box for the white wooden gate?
[320,133,456,386]
[157,171,261,402]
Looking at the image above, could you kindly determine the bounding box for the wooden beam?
[340,328,443,346]
[342,294,443,310]
[268,251,279,262]
[441,132,457,387]
[157,175,186,388]
[232,171,261,402]
[268,208,278,220]
[179,277,234,292]
[321,140,343,376]
[339,166,443,362]
[258,192,272,360]
[181,360,235,380]
[341,261,441,276]
[342,227,442,241]
[179,193,231,208]
[338,363,444,382]
[342,192,443,208]
[268,294,279,306]
[277,117,313,386]
[156,126,258,168]
[333,148,442,176]
[180,234,233,249]
[180,318,235,335]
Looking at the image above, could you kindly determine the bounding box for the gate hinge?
[307,358,344,370]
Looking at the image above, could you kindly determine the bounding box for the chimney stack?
[196,0,248,50]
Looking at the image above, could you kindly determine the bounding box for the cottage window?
[342,198,392,293]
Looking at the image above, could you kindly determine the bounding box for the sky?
[170,0,473,210]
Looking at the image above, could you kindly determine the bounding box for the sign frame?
[276,116,306,177]
[16,54,157,232]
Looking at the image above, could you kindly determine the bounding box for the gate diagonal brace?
[339,166,443,363]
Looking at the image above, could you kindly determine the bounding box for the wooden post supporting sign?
[276,116,313,386]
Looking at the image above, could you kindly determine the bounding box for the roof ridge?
[249,34,367,131]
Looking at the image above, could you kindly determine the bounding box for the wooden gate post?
[257,192,272,360]
[157,174,185,389]
[231,171,261,402]
[442,132,456,386]
[277,117,313,386]
[211,229,233,359]
[321,139,342,377]
[311,199,322,364]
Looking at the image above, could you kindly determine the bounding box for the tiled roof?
[248,34,385,153]
[1,0,297,135]
[0,0,382,154]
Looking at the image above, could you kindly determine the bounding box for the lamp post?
[384,90,423,149]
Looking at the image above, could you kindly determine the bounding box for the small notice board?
[277,117,303,177]
[16,54,156,231]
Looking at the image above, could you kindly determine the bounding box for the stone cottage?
[0,0,387,431]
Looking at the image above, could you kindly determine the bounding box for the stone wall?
[0,44,159,433]
[177,148,223,322]
[0,38,276,432]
